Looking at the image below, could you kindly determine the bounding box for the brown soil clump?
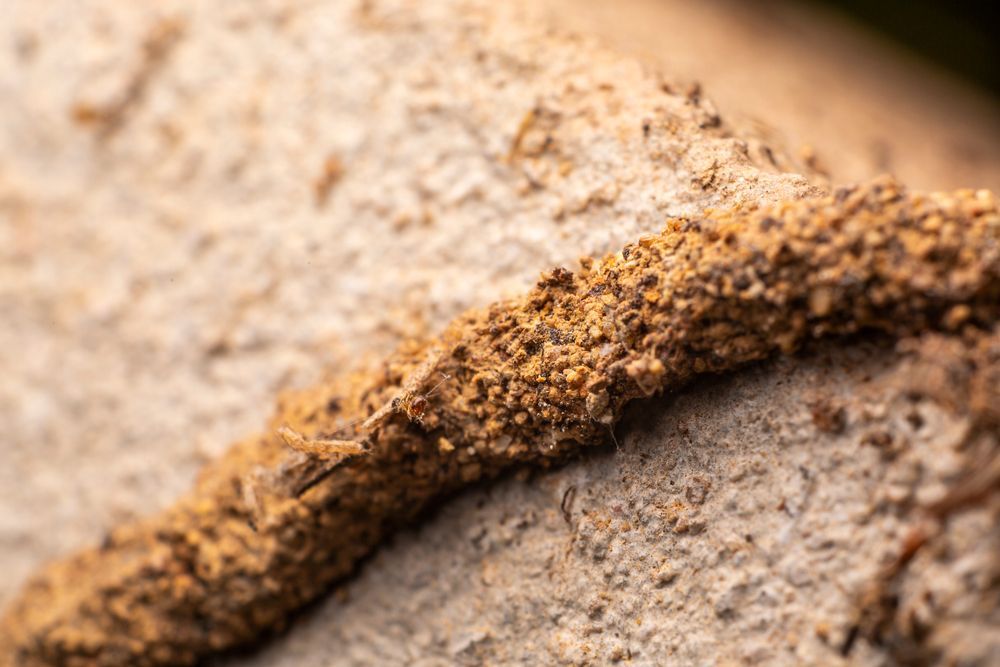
[2,179,999,666]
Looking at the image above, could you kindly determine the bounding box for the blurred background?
[548,0,1000,191]
[812,0,998,95]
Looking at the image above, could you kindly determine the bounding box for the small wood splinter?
[277,425,367,457]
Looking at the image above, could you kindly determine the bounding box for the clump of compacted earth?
[1,179,998,666]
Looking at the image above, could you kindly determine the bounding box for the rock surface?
[218,339,998,666]
[0,0,813,607]
[1,0,998,665]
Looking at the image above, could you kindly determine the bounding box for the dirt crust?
[0,0,817,607]
[219,331,1000,666]
[2,179,999,666]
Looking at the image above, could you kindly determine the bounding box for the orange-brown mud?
[2,179,999,666]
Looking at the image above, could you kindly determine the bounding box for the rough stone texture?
[4,181,997,665]
[215,339,998,666]
[1,0,998,665]
[0,0,814,607]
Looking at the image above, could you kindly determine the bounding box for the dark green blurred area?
[812,0,999,96]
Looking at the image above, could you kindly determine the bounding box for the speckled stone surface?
[2,0,998,665]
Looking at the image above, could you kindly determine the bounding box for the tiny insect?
[404,371,451,423]
[362,348,450,431]
[247,349,454,523]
